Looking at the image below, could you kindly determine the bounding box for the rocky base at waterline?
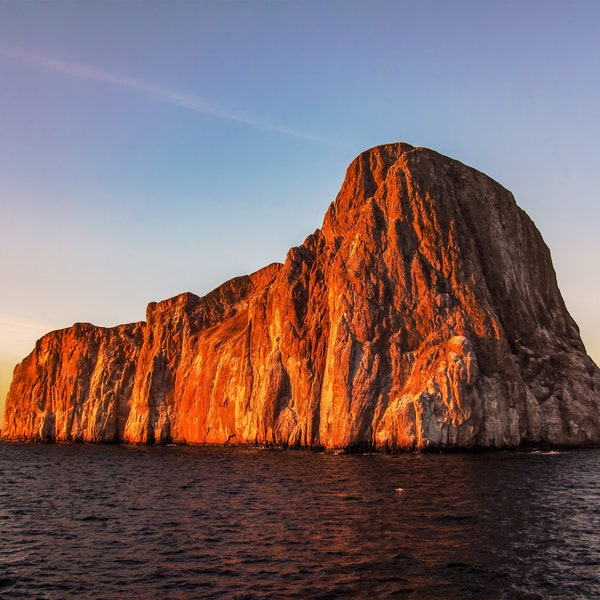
[2,143,600,450]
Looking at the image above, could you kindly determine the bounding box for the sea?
[0,442,599,599]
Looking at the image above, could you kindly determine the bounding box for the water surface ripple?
[1,443,599,599]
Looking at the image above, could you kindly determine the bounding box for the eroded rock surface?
[3,143,599,449]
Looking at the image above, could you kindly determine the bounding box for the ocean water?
[0,443,599,599]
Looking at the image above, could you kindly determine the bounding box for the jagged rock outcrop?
[2,322,144,442]
[3,143,600,449]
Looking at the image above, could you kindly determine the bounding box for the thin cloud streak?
[2,45,333,143]
[0,316,53,338]
[0,316,53,362]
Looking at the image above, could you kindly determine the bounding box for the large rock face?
[3,143,600,449]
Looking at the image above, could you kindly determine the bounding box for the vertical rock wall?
[2,144,599,448]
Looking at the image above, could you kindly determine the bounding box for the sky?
[1,0,599,418]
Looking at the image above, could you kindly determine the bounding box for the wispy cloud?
[2,44,333,143]
[0,316,54,362]
[0,316,53,338]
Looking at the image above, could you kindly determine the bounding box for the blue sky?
[1,0,599,415]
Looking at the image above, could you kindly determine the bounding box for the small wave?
[0,577,15,589]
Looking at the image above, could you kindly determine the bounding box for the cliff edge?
[3,143,599,449]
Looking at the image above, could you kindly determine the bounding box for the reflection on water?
[0,443,599,599]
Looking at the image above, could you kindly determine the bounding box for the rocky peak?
[3,143,599,449]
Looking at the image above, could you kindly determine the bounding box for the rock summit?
[3,143,599,449]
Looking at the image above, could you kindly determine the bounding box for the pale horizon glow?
[1,0,599,418]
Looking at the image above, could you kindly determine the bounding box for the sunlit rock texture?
[3,143,600,449]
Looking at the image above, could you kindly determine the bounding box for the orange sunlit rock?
[2,143,599,449]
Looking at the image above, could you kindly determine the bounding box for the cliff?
[3,143,600,449]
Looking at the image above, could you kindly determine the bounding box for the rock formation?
[2,143,600,449]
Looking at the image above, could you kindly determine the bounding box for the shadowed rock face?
[3,143,599,449]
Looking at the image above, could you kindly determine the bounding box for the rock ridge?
[2,143,599,449]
